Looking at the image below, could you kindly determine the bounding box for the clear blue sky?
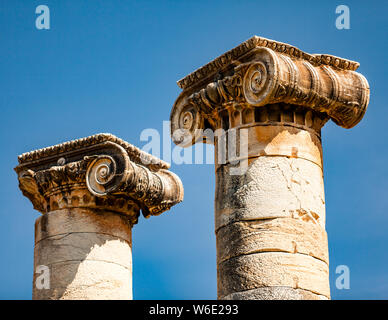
[0,0,387,299]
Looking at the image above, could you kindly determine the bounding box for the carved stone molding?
[15,133,184,222]
[171,36,370,147]
[177,36,361,90]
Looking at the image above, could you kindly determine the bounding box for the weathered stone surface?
[213,112,324,168]
[243,123,323,167]
[215,156,326,229]
[16,133,184,218]
[214,153,328,300]
[34,209,133,269]
[216,217,328,264]
[171,36,369,143]
[33,207,132,300]
[35,208,133,244]
[35,234,132,270]
[221,287,328,300]
[15,133,184,300]
[218,252,330,298]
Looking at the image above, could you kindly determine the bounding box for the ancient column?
[15,133,183,300]
[170,36,369,300]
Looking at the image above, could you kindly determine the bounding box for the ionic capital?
[171,36,370,146]
[15,133,183,223]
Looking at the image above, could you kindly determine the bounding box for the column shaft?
[33,207,133,300]
[215,107,330,299]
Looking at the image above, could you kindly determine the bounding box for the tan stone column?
[170,36,369,300]
[15,133,183,300]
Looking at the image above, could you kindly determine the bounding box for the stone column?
[170,36,369,300]
[15,133,183,300]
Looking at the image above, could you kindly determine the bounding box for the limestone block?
[217,252,330,298]
[216,217,328,264]
[215,156,326,229]
[33,260,131,300]
[35,234,132,268]
[35,208,133,244]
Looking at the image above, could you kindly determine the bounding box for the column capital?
[171,36,370,146]
[15,133,183,224]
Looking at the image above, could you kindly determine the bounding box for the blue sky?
[0,0,387,299]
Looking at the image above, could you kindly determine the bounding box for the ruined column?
[170,36,369,300]
[15,133,183,300]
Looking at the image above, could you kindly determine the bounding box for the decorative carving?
[15,134,184,220]
[171,36,370,147]
[177,36,360,90]
[17,133,169,171]
[170,95,205,148]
